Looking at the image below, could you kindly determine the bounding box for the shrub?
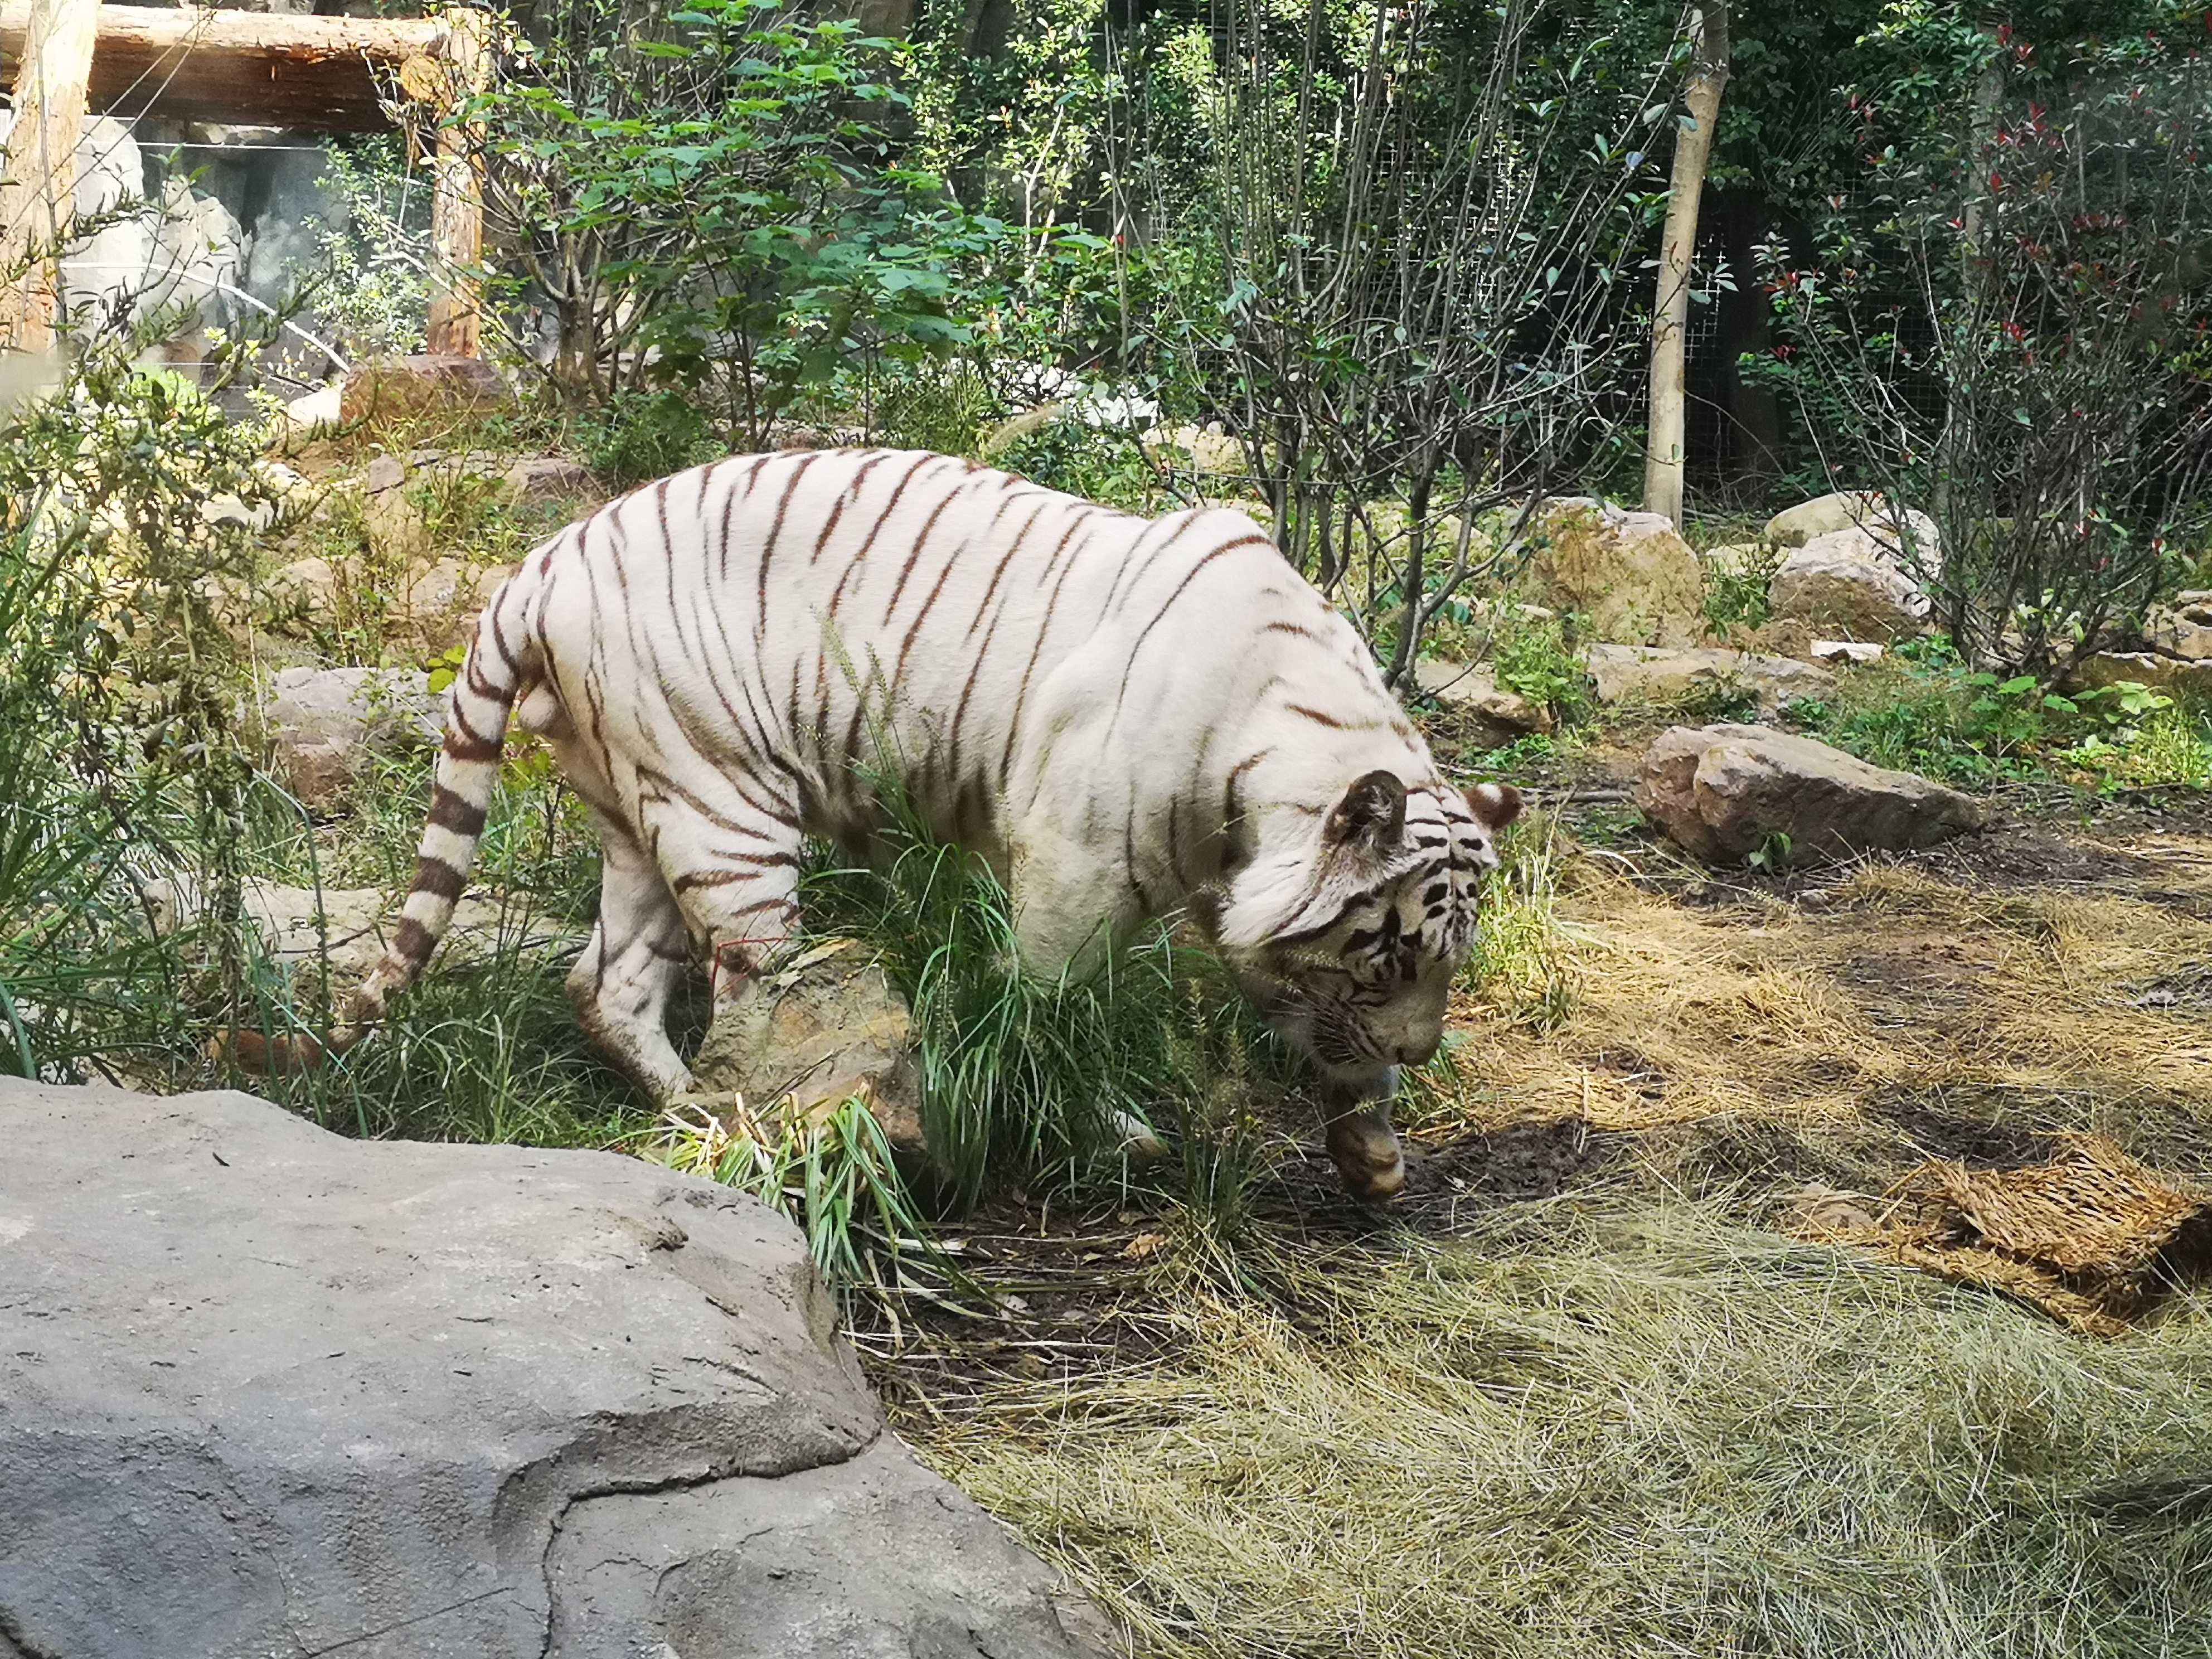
[1702,546,1781,635]
[1489,609,1593,726]
[479,0,974,442]
[0,336,276,1084]
[989,408,1158,511]
[575,390,719,489]
[1753,26,2212,674]
[1124,3,1675,681]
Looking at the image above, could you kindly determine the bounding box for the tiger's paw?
[1326,1112,1406,1204]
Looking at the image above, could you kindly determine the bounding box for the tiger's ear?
[1324,769,1407,853]
[1466,781,1523,830]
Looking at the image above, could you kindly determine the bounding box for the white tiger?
[342,448,1521,1200]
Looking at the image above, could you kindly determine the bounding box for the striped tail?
[328,573,538,1051]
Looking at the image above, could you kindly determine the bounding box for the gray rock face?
[693,939,927,1158]
[2145,590,2212,662]
[1584,644,1833,714]
[0,1079,1113,1659]
[1764,490,1941,571]
[1411,658,1554,746]
[1768,529,1930,642]
[1634,722,1987,865]
[259,665,442,809]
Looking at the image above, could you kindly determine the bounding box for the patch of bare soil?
[864,808,2212,1384]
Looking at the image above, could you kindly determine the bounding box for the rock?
[140,874,579,978]
[1811,639,1885,666]
[405,557,473,649]
[258,665,440,809]
[365,451,406,493]
[145,176,242,331]
[259,459,308,498]
[2145,590,2212,662]
[1412,659,1554,745]
[693,939,926,1159]
[181,121,290,145]
[2067,651,2212,699]
[1768,529,1930,642]
[264,555,339,625]
[365,481,429,566]
[505,455,598,503]
[1701,541,1777,578]
[1523,498,1703,648]
[0,113,148,323]
[197,491,276,533]
[283,382,342,439]
[1634,723,1987,866]
[1152,421,1246,476]
[475,561,522,605]
[339,353,516,424]
[1764,490,1941,571]
[1585,644,1833,713]
[0,1078,1114,1659]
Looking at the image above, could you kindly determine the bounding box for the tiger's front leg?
[1321,1073,1406,1204]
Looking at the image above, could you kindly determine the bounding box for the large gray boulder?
[258,665,442,809]
[1634,722,1987,865]
[1764,490,1941,571]
[1523,498,1704,648]
[2145,590,2212,662]
[1767,527,1930,642]
[0,1079,1113,1659]
[1584,643,1833,714]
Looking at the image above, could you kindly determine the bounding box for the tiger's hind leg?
[567,808,695,1103]
[637,785,807,1013]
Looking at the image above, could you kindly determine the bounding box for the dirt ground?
[857,771,2212,1658]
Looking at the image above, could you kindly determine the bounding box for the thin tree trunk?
[1933,20,2005,572]
[425,7,491,357]
[0,0,97,352]
[1642,3,1729,526]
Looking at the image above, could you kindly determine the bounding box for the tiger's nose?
[1392,1034,1441,1067]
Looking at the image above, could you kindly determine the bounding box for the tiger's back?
[528,450,1406,860]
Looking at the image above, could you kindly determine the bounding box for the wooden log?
[0,4,443,132]
[0,0,99,350]
[424,6,488,357]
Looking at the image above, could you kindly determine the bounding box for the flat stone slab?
[0,1079,1113,1659]
[1585,643,1833,711]
[1634,722,1987,865]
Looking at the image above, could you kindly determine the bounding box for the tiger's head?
[1212,770,1522,1099]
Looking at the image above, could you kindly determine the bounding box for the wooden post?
[425,6,489,358]
[0,0,98,352]
[1642,3,1730,527]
